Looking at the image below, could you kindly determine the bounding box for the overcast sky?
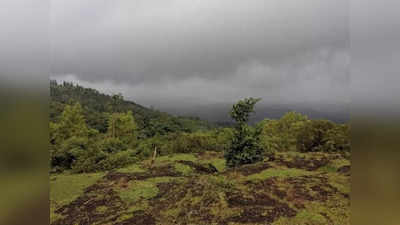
[49,0,350,119]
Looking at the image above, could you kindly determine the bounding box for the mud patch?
[226,191,278,207]
[114,210,155,225]
[52,180,125,225]
[275,156,331,171]
[225,190,296,224]
[236,162,272,176]
[177,160,218,174]
[227,203,296,224]
[338,165,351,175]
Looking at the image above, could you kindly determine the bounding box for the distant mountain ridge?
[160,102,349,124]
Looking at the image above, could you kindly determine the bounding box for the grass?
[246,168,312,181]
[117,181,159,204]
[174,163,193,176]
[273,210,327,225]
[95,206,108,213]
[50,172,104,205]
[156,153,197,162]
[327,173,350,194]
[206,158,226,172]
[117,176,177,204]
[50,172,104,222]
[273,197,349,225]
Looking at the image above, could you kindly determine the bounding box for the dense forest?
[50,80,214,136]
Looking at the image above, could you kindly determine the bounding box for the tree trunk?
[150,146,157,169]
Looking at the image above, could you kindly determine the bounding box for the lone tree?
[225,97,263,167]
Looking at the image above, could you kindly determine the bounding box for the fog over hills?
[160,102,349,124]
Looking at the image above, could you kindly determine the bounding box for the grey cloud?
[51,0,350,120]
[51,0,348,82]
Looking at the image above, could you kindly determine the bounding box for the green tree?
[258,111,308,152]
[296,120,336,153]
[225,98,263,167]
[107,111,138,145]
[56,103,91,141]
[50,103,98,171]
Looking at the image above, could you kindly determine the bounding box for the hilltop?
[50,151,350,225]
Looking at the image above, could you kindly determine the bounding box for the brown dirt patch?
[226,204,296,224]
[236,162,272,176]
[275,156,331,171]
[338,165,351,175]
[114,211,156,225]
[226,191,278,207]
[177,160,218,174]
[225,190,296,224]
[52,180,125,225]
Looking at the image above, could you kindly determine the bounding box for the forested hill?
[50,80,215,137]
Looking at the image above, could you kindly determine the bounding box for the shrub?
[97,150,138,171]
[296,120,350,154]
[257,112,308,153]
[71,146,107,173]
[225,98,263,167]
[100,137,128,153]
[226,125,263,167]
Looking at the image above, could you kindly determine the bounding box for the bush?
[100,137,128,153]
[323,124,350,154]
[51,136,90,170]
[296,120,350,154]
[225,98,263,167]
[97,150,138,171]
[257,112,308,153]
[71,147,107,173]
[135,130,233,158]
[225,125,263,167]
[171,132,217,153]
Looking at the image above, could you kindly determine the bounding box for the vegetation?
[49,82,350,225]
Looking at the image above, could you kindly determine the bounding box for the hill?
[50,80,215,137]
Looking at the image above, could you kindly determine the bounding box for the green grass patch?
[273,210,327,225]
[327,174,350,194]
[50,172,104,222]
[126,202,150,213]
[207,175,235,190]
[330,158,350,168]
[50,172,104,205]
[118,181,159,204]
[206,158,226,172]
[174,163,193,176]
[95,206,108,213]
[319,165,338,173]
[156,153,197,163]
[246,168,312,181]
